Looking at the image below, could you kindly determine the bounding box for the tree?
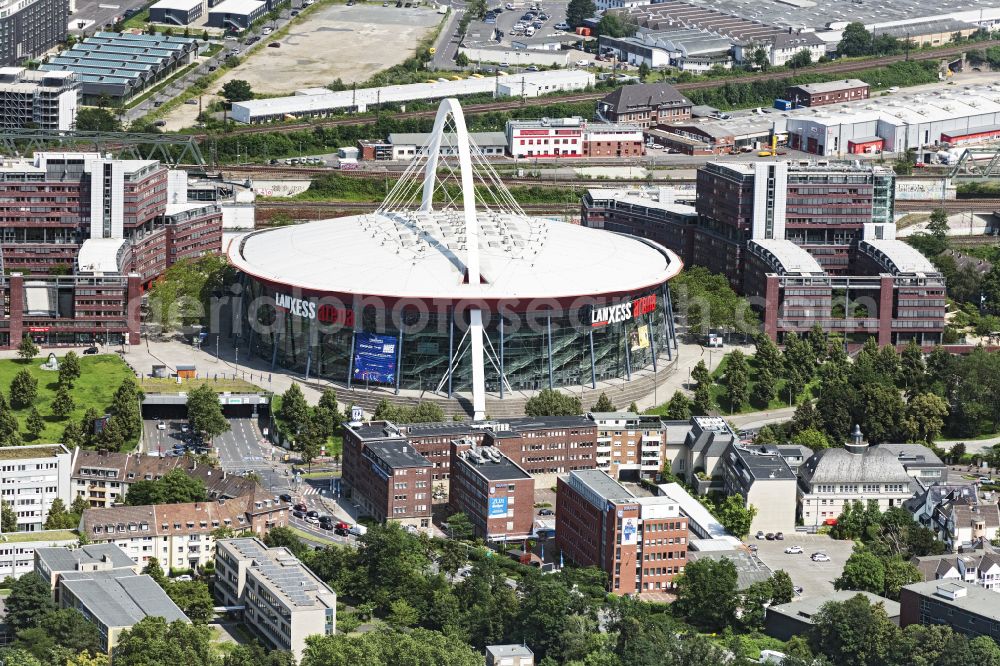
[112,617,215,666]
[313,388,341,439]
[454,52,469,67]
[142,557,168,587]
[809,594,899,666]
[596,13,636,38]
[899,339,925,392]
[834,548,885,595]
[75,108,121,132]
[693,383,713,415]
[166,580,214,624]
[446,511,474,541]
[44,498,76,529]
[751,366,777,407]
[187,384,230,442]
[15,608,102,662]
[0,649,42,666]
[221,79,253,104]
[17,336,38,361]
[751,46,769,70]
[674,557,738,631]
[901,392,949,444]
[52,382,75,418]
[722,350,749,412]
[793,427,829,451]
[857,383,903,444]
[279,383,310,428]
[301,628,482,666]
[565,0,595,27]
[59,351,82,386]
[5,573,56,633]
[1,499,16,532]
[882,557,922,600]
[770,569,795,604]
[592,392,615,412]
[638,62,650,80]
[664,391,692,420]
[524,388,582,417]
[125,469,206,506]
[715,493,757,539]
[62,420,84,447]
[9,369,37,408]
[386,599,419,629]
[467,0,486,18]
[838,22,873,56]
[25,407,44,440]
[739,579,772,631]
[790,400,821,434]
[787,48,812,68]
[691,359,710,387]
[674,267,759,336]
[108,378,143,446]
[222,644,294,666]
[263,526,310,560]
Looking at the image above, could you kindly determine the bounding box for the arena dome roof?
[228,209,679,300]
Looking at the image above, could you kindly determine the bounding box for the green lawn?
[0,529,76,543]
[0,355,133,443]
[139,376,262,394]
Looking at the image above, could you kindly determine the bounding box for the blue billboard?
[488,496,508,517]
[353,332,398,384]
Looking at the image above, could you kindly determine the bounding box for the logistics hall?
[227,100,683,406]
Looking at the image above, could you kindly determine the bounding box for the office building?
[556,469,688,595]
[596,82,693,127]
[58,568,187,653]
[899,580,1000,641]
[386,131,506,161]
[40,33,199,102]
[486,645,535,666]
[505,117,644,159]
[784,79,870,108]
[765,591,900,640]
[0,68,77,130]
[0,0,68,67]
[798,427,916,529]
[341,435,433,527]
[207,0,267,30]
[720,443,798,534]
[215,538,336,662]
[343,417,598,487]
[0,444,72,532]
[448,440,534,542]
[80,493,288,570]
[35,543,140,595]
[588,411,681,480]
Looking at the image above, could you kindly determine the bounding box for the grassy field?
[139,376,262,394]
[0,529,76,543]
[0,355,133,443]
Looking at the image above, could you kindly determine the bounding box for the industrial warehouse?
[229,70,595,123]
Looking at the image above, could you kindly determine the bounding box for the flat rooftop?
[59,570,187,629]
[790,79,869,94]
[220,538,336,610]
[768,591,900,621]
[567,469,635,505]
[729,444,797,481]
[36,544,136,573]
[365,440,432,469]
[456,446,531,481]
[0,444,68,460]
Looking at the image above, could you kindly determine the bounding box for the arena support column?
[624,328,632,382]
[547,315,554,390]
[394,326,404,396]
[589,329,597,389]
[499,316,505,400]
[665,283,678,352]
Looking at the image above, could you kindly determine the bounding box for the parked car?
[554,21,569,29]
[306,510,320,519]
[525,65,539,72]
[292,510,305,519]
[279,493,293,503]
[784,545,803,554]
[319,516,334,530]
[747,543,758,553]
[538,508,554,516]
[174,575,193,582]
[268,42,280,47]
[294,503,308,512]
[765,533,775,540]
[334,527,349,536]
[83,346,99,355]
[305,515,320,524]
[291,9,299,14]
[180,424,189,433]
[348,524,368,537]
[811,552,831,562]
[775,532,784,540]
[755,530,765,539]
[157,421,166,430]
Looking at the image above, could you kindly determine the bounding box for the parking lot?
[213,4,443,95]
[751,534,855,601]
[488,0,569,47]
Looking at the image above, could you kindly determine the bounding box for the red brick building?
[341,435,433,528]
[449,440,534,542]
[596,83,693,128]
[556,469,688,595]
[784,79,870,108]
[130,203,223,284]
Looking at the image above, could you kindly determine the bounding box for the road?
[431,2,465,70]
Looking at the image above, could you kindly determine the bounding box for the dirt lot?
[215,4,442,95]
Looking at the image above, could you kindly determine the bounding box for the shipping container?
[774,98,792,111]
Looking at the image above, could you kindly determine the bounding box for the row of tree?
[277,384,342,465]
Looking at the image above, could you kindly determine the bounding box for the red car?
[293,503,308,513]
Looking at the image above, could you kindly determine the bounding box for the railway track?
[896,199,1000,212]
[192,41,996,139]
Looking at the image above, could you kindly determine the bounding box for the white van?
[525,25,535,36]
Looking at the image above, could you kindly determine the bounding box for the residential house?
[0,444,72,531]
[911,540,1000,593]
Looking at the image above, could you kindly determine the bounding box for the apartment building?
[341,436,433,527]
[798,427,915,530]
[911,541,1000,593]
[35,543,139,595]
[0,444,72,532]
[449,440,534,542]
[59,569,187,653]
[932,497,1000,551]
[343,416,598,488]
[80,493,288,570]
[596,82,693,127]
[720,443,798,534]
[899,580,1000,642]
[588,411,673,480]
[505,117,644,159]
[556,469,688,595]
[215,538,336,662]
[0,68,77,130]
[0,531,78,579]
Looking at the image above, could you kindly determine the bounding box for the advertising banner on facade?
[620,517,638,545]
[353,332,398,384]
[629,324,650,351]
[489,496,509,517]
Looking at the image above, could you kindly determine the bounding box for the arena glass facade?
[234,276,678,393]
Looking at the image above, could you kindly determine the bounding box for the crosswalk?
[300,486,320,496]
